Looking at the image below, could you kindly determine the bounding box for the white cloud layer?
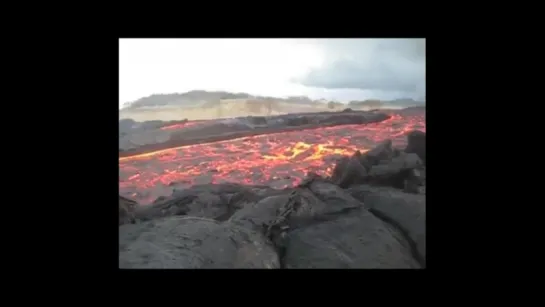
[119,38,425,107]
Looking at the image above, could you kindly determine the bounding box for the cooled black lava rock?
[403,169,423,194]
[283,200,419,268]
[119,196,138,225]
[354,150,373,171]
[366,139,394,165]
[119,216,280,268]
[346,185,426,267]
[336,156,368,188]
[229,195,294,231]
[135,183,279,223]
[119,118,137,134]
[285,116,310,126]
[369,153,422,179]
[331,156,349,183]
[246,116,268,126]
[367,152,423,187]
[119,175,425,268]
[405,130,426,164]
[331,138,423,190]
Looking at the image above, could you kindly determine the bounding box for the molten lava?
[120,110,426,204]
[160,121,204,131]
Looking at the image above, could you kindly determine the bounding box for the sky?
[119,38,425,108]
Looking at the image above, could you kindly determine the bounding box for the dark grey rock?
[119,196,138,225]
[330,156,349,183]
[403,169,423,194]
[367,152,423,188]
[347,185,426,266]
[229,195,293,231]
[365,139,394,165]
[283,208,420,268]
[136,184,248,222]
[119,216,279,269]
[354,150,373,171]
[405,130,426,164]
[336,156,368,188]
[308,180,363,211]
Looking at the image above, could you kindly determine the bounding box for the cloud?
[294,39,426,99]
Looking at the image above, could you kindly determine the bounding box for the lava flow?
[120,109,426,205]
[160,120,204,131]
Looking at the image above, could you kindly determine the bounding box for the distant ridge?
[121,90,425,110]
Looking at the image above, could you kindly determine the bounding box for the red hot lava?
[119,110,426,205]
[160,121,204,131]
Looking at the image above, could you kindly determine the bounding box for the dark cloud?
[295,39,425,99]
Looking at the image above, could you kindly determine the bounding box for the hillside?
[122,91,320,110]
[119,90,425,122]
[348,98,424,109]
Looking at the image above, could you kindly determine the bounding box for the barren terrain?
[119,100,340,122]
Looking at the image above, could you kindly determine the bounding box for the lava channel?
[119,110,426,205]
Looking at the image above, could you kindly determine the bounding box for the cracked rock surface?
[119,131,426,269]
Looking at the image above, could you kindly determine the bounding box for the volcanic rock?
[119,196,138,225]
[246,116,267,126]
[405,130,426,164]
[120,175,425,268]
[336,155,368,188]
[367,152,422,185]
[365,139,394,165]
[330,138,423,191]
[354,150,373,171]
[229,194,295,234]
[308,180,363,211]
[283,208,420,268]
[403,169,422,194]
[119,216,280,268]
[347,185,426,266]
[285,116,310,126]
[135,183,278,222]
[330,156,349,183]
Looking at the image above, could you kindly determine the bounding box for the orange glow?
[119,111,425,204]
[159,121,203,131]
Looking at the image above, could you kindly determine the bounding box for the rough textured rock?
[347,185,426,266]
[229,194,293,231]
[283,208,420,268]
[336,156,368,188]
[330,139,425,193]
[119,130,426,269]
[405,130,426,164]
[264,179,419,268]
[308,180,363,211]
[119,196,138,225]
[367,152,423,187]
[119,216,280,268]
[134,183,275,222]
[119,179,425,268]
[365,139,394,165]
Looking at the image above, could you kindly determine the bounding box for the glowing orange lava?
[159,121,204,131]
[120,110,425,204]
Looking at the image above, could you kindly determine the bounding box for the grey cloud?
[295,39,426,99]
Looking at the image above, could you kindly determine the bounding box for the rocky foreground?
[119,130,426,269]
